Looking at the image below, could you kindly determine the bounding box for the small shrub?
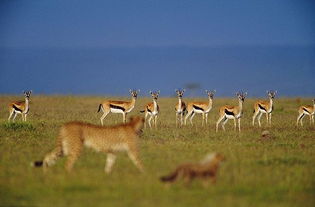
[2,122,36,131]
[257,157,307,166]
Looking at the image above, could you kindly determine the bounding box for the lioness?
[32,116,145,173]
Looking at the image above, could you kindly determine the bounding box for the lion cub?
[32,116,145,173]
[160,153,225,185]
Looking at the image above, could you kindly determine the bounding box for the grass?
[0,95,314,207]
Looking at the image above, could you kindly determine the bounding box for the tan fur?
[8,91,32,122]
[252,91,276,127]
[216,92,247,132]
[141,91,160,128]
[160,153,225,186]
[98,89,139,125]
[33,116,145,173]
[184,90,215,126]
[296,99,315,126]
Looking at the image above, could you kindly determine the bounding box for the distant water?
[0,46,314,97]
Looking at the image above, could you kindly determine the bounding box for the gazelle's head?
[150,90,160,100]
[267,90,277,99]
[206,90,216,99]
[129,89,140,98]
[23,90,32,100]
[175,89,185,98]
[236,91,247,102]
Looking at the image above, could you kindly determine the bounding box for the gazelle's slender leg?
[269,113,272,126]
[233,118,236,131]
[180,113,183,126]
[257,112,263,127]
[300,115,304,126]
[312,115,314,124]
[100,111,110,126]
[154,115,158,128]
[148,115,153,128]
[184,111,193,125]
[297,113,303,126]
[205,113,208,125]
[222,117,228,131]
[265,113,269,126]
[202,113,205,126]
[8,110,14,121]
[252,110,259,126]
[216,115,225,132]
[238,118,241,132]
[176,113,179,127]
[13,113,18,122]
[189,112,195,126]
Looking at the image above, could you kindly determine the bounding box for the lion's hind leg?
[64,138,82,172]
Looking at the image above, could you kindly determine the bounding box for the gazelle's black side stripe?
[193,105,204,111]
[258,104,267,112]
[147,107,152,113]
[303,107,310,114]
[109,104,125,112]
[13,105,23,112]
[225,109,234,116]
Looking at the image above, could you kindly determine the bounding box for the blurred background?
[1,0,314,97]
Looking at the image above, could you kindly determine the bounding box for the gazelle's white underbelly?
[148,111,158,116]
[193,109,204,114]
[225,115,235,119]
[110,108,124,113]
[303,111,314,115]
[225,113,241,119]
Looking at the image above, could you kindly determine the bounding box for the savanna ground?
[0,95,314,207]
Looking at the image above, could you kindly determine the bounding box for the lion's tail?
[160,168,180,182]
[31,140,63,168]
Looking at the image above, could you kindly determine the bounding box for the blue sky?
[1,0,314,96]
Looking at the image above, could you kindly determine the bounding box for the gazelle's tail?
[97,104,103,113]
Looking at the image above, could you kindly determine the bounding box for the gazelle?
[175,89,187,127]
[8,90,32,122]
[296,99,315,126]
[252,90,277,127]
[140,91,160,128]
[98,89,139,125]
[216,91,247,132]
[184,90,216,126]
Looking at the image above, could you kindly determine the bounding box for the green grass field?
[0,95,314,207]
